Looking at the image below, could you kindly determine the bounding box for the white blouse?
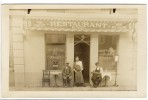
[75,61,83,70]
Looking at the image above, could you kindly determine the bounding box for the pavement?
[10,85,136,91]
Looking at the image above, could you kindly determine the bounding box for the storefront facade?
[9,9,137,90]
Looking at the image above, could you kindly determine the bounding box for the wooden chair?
[42,70,50,87]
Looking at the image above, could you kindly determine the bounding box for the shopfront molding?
[22,13,137,32]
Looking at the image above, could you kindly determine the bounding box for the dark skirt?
[75,71,84,84]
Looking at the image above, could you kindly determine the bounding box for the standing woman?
[73,56,84,87]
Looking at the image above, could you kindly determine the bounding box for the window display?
[45,34,66,70]
[98,35,119,71]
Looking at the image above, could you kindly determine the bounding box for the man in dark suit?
[62,62,72,87]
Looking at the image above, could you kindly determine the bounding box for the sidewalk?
[10,85,136,91]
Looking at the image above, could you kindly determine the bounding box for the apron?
[74,64,84,84]
[92,68,102,80]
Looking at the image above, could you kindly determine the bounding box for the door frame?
[74,34,91,83]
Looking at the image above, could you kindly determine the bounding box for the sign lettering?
[26,18,136,32]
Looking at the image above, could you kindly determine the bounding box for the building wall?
[90,34,98,85]
[10,30,137,89]
[66,33,74,86]
[9,28,137,88]
[118,32,137,89]
[24,30,45,87]
[10,15,25,87]
[9,9,137,89]
[9,17,15,86]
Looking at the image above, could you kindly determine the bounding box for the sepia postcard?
[1,4,147,98]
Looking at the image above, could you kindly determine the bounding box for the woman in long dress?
[73,56,84,87]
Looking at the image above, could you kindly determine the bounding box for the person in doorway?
[73,56,84,87]
[91,62,103,88]
[62,62,72,87]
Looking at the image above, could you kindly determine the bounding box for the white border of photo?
[1,4,147,99]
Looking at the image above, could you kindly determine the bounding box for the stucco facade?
[9,9,137,90]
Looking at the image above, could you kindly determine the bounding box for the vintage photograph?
[1,4,147,98]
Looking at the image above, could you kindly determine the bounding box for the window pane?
[98,35,119,71]
[45,34,66,70]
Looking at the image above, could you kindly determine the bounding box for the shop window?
[98,35,119,71]
[45,34,66,70]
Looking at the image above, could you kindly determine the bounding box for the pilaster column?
[90,33,98,85]
[66,33,74,85]
[10,15,25,87]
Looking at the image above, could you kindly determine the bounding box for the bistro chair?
[42,70,50,87]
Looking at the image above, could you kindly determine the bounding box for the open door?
[74,35,90,83]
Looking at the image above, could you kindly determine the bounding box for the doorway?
[74,35,90,83]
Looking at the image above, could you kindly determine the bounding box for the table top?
[50,70,62,75]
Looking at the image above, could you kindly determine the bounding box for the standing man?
[73,56,84,87]
[62,62,72,87]
[91,62,103,88]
